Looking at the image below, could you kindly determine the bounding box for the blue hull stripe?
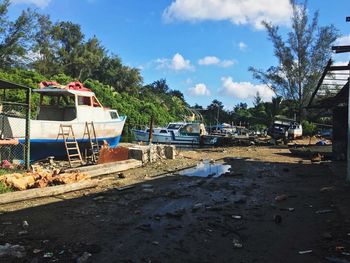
[17,136,122,161]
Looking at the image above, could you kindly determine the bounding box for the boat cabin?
[34,88,119,122]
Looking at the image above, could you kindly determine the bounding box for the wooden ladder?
[58,124,83,167]
[83,121,100,163]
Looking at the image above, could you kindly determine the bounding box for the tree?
[249,0,339,120]
[93,55,143,94]
[0,0,35,68]
[168,89,185,102]
[31,14,60,76]
[253,92,262,107]
[262,96,286,125]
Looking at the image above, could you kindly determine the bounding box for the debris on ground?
[275,194,288,202]
[298,250,313,254]
[0,165,88,190]
[232,239,243,248]
[98,145,129,164]
[320,186,336,192]
[77,252,92,263]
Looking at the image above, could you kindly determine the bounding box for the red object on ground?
[98,146,129,164]
[1,160,12,169]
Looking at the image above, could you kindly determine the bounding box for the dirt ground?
[1,145,350,263]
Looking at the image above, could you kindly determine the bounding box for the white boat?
[0,81,126,161]
[132,122,217,145]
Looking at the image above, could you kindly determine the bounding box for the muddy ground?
[1,145,350,263]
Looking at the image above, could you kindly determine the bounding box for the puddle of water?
[179,160,231,177]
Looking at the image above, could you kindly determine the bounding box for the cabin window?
[167,124,182,130]
[110,111,118,119]
[58,95,75,107]
[92,96,102,107]
[159,130,167,134]
[40,95,58,106]
[78,96,91,106]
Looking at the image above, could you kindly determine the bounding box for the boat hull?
[132,129,217,145]
[0,114,126,161]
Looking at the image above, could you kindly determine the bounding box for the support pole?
[148,116,154,145]
[25,88,31,170]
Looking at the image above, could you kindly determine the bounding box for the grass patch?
[0,181,12,194]
[0,168,23,194]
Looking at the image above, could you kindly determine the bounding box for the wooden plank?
[0,179,99,205]
[0,139,19,145]
[65,159,142,178]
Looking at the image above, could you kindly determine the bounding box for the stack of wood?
[0,165,88,191]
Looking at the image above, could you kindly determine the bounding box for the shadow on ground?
[1,157,350,263]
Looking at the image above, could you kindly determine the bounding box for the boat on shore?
[0,81,126,161]
[132,122,217,146]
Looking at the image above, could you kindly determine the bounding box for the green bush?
[302,120,317,136]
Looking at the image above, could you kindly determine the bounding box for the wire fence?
[0,88,30,175]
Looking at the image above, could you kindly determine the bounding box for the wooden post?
[148,116,154,145]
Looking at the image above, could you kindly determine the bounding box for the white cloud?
[198,56,220,65]
[163,0,293,30]
[188,83,211,96]
[156,53,194,71]
[220,60,235,68]
[219,76,275,101]
[336,34,350,46]
[239,42,247,50]
[11,0,51,8]
[198,56,236,67]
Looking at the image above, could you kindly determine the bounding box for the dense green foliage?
[302,120,317,136]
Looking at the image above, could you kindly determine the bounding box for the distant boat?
[0,81,126,161]
[132,122,217,146]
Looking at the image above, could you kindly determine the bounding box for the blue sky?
[8,0,350,109]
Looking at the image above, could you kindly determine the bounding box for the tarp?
[38,81,91,92]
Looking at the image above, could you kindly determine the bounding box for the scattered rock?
[18,230,28,236]
[77,252,92,263]
[232,239,243,248]
[320,186,336,192]
[275,194,288,202]
[298,250,312,254]
[22,220,29,229]
[43,252,53,258]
